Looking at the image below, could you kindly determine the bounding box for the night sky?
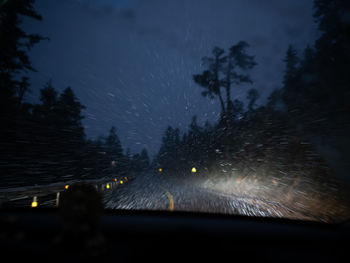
[22,0,318,156]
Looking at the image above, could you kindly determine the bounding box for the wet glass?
[1,0,349,223]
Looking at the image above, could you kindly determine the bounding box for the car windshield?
[1,0,350,224]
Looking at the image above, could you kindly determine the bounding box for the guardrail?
[0,176,133,208]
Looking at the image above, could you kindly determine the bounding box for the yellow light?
[65,185,69,190]
[191,167,197,173]
[158,168,162,172]
[31,196,38,208]
[120,180,124,184]
[106,184,110,189]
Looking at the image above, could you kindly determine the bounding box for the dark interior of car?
[1,208,349,263]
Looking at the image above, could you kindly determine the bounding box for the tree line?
[0,0,150,187]
[153,0,350,183]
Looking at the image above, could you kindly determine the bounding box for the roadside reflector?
[31,196,38,208]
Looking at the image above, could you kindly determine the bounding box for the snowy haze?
[23,0,317,156]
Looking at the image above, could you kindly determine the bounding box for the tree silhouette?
[186,116,203,165]
[267,88,284,111]
[194,42,256,131]
[0,0,48,186]
[155,126,181,170]
[131,148,150,173]
[0,0,140,185]
[275,0,350,181]
[282,45,301,113]
[105,126,123,165]
[40,80,57,110]
[281,0,350,132]
[312,0,350,118]
[33,80,58,123]
[0,0,45,116]
[139,148,150,170]
[193,47,226,114]
[283,45,299,85]
[224,41,256,126]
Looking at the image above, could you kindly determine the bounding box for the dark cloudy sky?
[23,0,318,156]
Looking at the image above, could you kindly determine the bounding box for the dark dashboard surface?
[1,209,349,262]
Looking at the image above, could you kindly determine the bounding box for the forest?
[0,0,349,190]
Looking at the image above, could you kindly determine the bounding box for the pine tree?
[283,45,299,88]
[313,0,350,111]
[193,47,226,114]
[155,126,180,170]
[0,0,47,186]
[0,0,45,115]
[225,41,256,126]
[139,148,150,170]
[105,126,123,164]
[194,42,256,131]
[282,45,301,113]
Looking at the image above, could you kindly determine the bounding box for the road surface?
[2,171,348,223]
[104,172,321,222]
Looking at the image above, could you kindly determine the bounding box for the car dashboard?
[0,208,349,262]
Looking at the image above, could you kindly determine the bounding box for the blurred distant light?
[159,168,162,172]
[191,167,197,173]
[111,160,116,166]
[65,184,69,190]
[31,196,38,208]
[120,180,124,184]
[114,178,118,182]
[106,184,110,189]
